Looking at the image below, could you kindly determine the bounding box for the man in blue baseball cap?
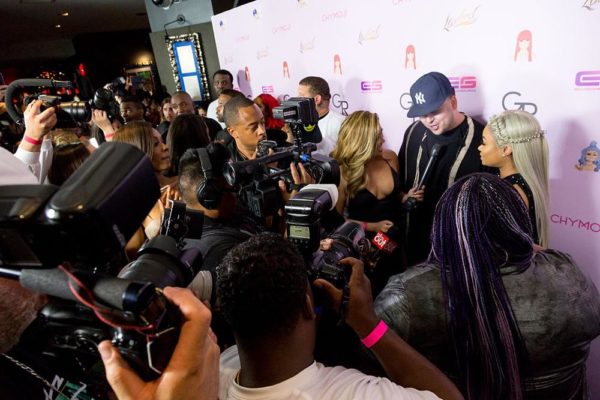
[398,71,488,265]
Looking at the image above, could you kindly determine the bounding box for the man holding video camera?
[223,96,267,162]
[217,233,463,400]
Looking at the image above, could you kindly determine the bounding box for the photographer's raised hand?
[20,100,57,151]
[99,287,220,400]
[91,109,115,140]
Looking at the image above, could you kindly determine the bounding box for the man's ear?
[227,126,238,139]
[314,94,323,107]
[303,293,317,320]
[449,95,458,110]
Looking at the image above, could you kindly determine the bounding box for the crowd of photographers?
[0,67,599,400]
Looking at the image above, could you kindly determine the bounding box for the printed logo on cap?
[414,92,426,104]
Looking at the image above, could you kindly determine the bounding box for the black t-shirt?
[398,115,488,265]
[0,347,108,400]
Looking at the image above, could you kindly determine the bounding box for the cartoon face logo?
[514,30,533,62]
[283,61,290,78]
[405,45,416,70]
[575,141,600,172]
[333,54,342,75]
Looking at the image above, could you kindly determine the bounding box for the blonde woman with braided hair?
[331,111,422,292]
[478,110,549,246]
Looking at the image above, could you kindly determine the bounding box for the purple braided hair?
[429,173,533,400]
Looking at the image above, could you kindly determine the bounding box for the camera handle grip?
[4,79,72,125]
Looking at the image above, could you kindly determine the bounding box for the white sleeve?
[14,138,53,183]
[206,100,219,121]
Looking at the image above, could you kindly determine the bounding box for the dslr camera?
[0,142,208,389]
[4,78,119,128]
[310,221,369,288]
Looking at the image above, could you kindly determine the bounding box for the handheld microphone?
[404,143,442,211]
[371,230,398,255]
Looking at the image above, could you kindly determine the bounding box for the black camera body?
[225,143,340,221]
[0,143,206,385]
[272,97,319,125]
[310,222,368,288]
[90,87,120,121]
[285,184,338,256]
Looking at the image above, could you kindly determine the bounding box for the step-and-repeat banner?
[212,0,600,390]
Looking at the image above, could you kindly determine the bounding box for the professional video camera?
[273,97,319,126]
[4,79,120,129]
[226,98,339,222]
[0,142,208,388]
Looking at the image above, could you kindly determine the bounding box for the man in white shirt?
[298,76,345,156]
[207,69,234,129]
[216,233,463,400]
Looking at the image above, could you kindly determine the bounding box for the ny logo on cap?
[414,92,426,104]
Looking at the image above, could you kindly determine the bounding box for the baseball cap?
[407,72,455,118]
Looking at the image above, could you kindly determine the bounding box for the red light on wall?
[78,63,86,77]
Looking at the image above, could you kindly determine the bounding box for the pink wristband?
[23,135,43,145]
[361,320,388,348]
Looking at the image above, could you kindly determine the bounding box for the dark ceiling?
[0,0,150,45]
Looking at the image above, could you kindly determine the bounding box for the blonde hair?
[331,111,380,198]
[488,110,549,247]
[113,121,155,160]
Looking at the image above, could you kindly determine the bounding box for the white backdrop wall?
[212,0,600,394]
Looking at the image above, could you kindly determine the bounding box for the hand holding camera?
[22,99,57,145]
[99,287,220,400]
[313,257,379,337]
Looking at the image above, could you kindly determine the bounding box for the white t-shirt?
[207,99,226,129]
[316,110,345,157]
[219,346,441,400]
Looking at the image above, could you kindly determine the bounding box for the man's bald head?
[171,91,195,116]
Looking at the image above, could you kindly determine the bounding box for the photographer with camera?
[178,142,261,272]
[13,99,57,183]
[217,233,463,400]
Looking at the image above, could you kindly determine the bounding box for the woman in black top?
[331,111,422,292]
[478,110,549,246]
